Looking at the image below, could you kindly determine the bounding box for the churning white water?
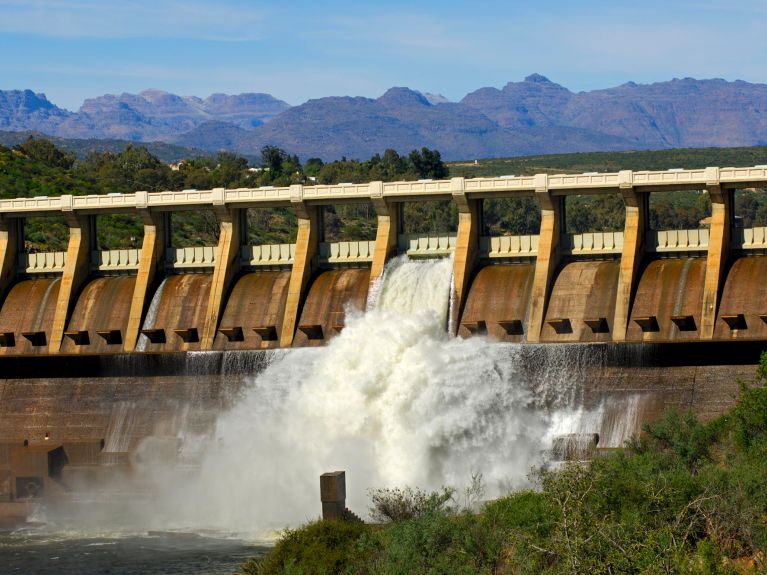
[39,255,643,536]
[120,255,639,535]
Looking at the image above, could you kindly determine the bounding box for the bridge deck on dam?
[1,165,767,354]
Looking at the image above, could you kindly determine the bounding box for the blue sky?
[1,0,765,110]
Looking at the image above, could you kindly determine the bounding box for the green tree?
[14,137,75,169]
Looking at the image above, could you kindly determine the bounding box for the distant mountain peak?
[419,92,451,105]
[524,73,552,83]
[137,89,172,98]
[377,87,432,107]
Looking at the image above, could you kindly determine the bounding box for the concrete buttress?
[201,190,243,349]
[700,168,731,339]
[0,215,19,300]
[450,177,480,335]
[123,195,166,352]
[527,175,562,342]
[280,185,319,347]
[49,198,93,353]
[613,172,646,341]
[369,181,399,289]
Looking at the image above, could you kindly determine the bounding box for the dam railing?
[18,252,67,274]
[2,165,767,353]
[648,229,709,253]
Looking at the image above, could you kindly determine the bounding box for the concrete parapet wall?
[166,246,217,269]
[241,244,295,267]
[480,235,539,258]
[91,249,141,272]
[319,241,375,265]
[398,233,456,257]
[18,252,67,274]
[563,231,624,256]
[734,227,767,250]
[648,229,709,253]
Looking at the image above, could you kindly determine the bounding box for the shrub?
[239,519,368,575]
[367,486,455,523]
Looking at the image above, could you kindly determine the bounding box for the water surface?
[0,531,267,575]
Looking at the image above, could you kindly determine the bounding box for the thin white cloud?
[3,62,193,81]
[0,0,269,41]
[313,11,470,53]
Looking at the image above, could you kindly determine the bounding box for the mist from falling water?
[46,255,643,537]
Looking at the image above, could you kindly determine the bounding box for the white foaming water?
[376,255,453,320]
[44,256,644,536]
[142,255,547,533]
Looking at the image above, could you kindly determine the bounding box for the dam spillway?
[1,166,767,528]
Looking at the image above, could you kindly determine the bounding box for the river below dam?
[0,255,652,571]
[0,530,267,574]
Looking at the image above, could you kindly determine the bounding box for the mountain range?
[2,75,767,161]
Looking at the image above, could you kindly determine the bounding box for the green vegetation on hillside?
[240,356,767,575]
[0,130,214,163]
[447,146,767,178]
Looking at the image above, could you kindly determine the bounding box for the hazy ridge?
[2,75,767,160]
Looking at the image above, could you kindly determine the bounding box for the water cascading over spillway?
[117,254,641,535]
[35,255,643,536]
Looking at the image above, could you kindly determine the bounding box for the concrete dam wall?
[1,167,767,527]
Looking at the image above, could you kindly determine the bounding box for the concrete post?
[369,181,399,288]
[201,190,243,349]
[49,198,93,353]
[280,185,320,347]
[527,175,562,342]
[0,215,20,301]
[123,194,166,352]
[700,168,731,339]
[450,177,480,335]
[612,171,646,341]
[320,471,346,520]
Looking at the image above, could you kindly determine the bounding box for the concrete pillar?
[49,198,93,353]
[700,168,731,339]
[527,175,562,343]
[612,171,646,341]
[450,177,480,335]
[320,471,346,520]
[124,194,167,352]
[0,215,20,300]
[280,185,320,347]
[369,181,399,288]
[201,192,243,349]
